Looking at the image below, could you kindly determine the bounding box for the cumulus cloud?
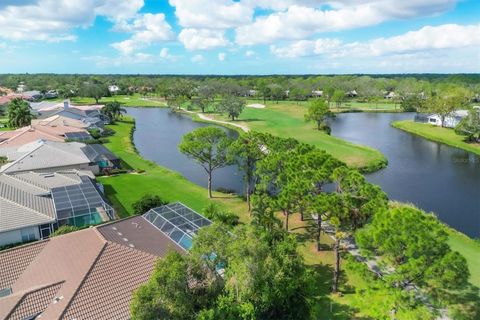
[245,50,255,57]
[235,0,457,45]
[191,54,204,62]
[0,0,144,41]
[178,28,229,50]
[270,24,480,58]
[168,0,253,29]
[218,52,226,61]
[111,13,174,55]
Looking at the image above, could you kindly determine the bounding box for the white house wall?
[0,226,40,247]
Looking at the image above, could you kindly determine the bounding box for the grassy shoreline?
[392,120,480,155]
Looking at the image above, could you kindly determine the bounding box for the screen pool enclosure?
[51,176,114,227]
[143,202,212,250]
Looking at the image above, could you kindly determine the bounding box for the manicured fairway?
[68,94,166,107]
[392,120,480,155]
[97,118,246,219]
[217,102,387,171]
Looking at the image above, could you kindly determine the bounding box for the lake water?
[330,112,480,238]
[126,108,245,195]
[128,108,480,238]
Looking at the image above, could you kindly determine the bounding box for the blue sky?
[0,0,479,74]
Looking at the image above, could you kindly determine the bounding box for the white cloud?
[0,0,144,41]
[168,0,253,29]
[218,52,226,61]
[160,48,170,58]
[236,1,457,45]
[178,28,229,50]
[245,50,255,57]
[82,52,156,67]
[111,13,174,55]
[270,24,480,58]
[191,54,204,62]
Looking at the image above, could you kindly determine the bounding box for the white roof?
[0,140,91,174]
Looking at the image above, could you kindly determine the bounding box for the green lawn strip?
[65,94,166,107]
[97,118,246,219]
[216,102,387,171]
[448,230,480,289]
[392,120,480,155]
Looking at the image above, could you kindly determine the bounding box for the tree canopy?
[7,98,33,128]
[304,98,332,132]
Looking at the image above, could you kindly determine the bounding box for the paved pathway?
[181,109,250,132]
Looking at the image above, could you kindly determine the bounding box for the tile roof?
[0,215,189,320]
[62,243,156,320]
[0,141,91,173]
[7,282,63,320]
[0,241,48,290]
[98,215,184,256]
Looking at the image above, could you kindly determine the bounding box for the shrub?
[203,202,239,226]
[51,225,81,237]
[132,194,167,215]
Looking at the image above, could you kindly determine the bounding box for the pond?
[330,112,480,238]
[126,108,245,195]
[128,108,479,238]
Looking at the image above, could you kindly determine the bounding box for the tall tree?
[356,206,469,292]
[304,98,332,131]
[215,95,245,121]
[455,108,480,142]
[228,131,267,211]
[427,87,470,127]
[80,83,109,104]
[179,127,233,198]
[101,100,126,123]
[332,90,345,108]
[7,98,33,128]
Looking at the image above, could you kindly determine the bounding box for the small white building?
[427,110,469,128]
[311,90,323,97]
[108,85,120,94]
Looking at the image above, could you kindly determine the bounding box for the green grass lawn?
[210,102,387,172]
[97,118,246,219]
[99,116,478,319]
[64,94,166,107]
[392,120,480,155]
[448,231,480,289]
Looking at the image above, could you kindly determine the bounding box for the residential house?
[37,101,109,130]
[311,90,323,97]
[0,170,112,247]
[0,203,210,319]
[0,120,90,148]
[108,85,120,94]
[22,91,43,101]
[0,140,119,174]
[426,110,469,128]
[384,91,397,99]
[347,89,358,98]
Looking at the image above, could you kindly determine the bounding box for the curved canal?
[128,108,479,238]
[330,112,480,238]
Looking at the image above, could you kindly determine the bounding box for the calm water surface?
[330,112,480,238]
[127,108,244,195]
[128,108,479,237]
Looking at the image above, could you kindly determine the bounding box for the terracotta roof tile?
[7,282,63,320]
[0,241,48,290]
[62,243,157,320]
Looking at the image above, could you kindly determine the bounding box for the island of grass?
[198,101,388,172]
[98,118,480,318]
[392,120,480,155]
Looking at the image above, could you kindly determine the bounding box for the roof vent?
[123,237,128,242]
[111,226,117,230]
[128,243,135,248]
[53,295,64,304]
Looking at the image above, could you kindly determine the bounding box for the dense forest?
[1,74,479,102]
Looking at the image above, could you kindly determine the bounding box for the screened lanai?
[51,176,114,227]
[143,202,212,251]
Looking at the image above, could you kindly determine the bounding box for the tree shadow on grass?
[102,184,130,218]
[308,263,370,320]
[434,284,480,319]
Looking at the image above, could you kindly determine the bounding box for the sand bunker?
[247,103,266,108]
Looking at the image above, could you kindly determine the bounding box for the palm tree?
[101,101,126,123]
[7,98,33,128]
